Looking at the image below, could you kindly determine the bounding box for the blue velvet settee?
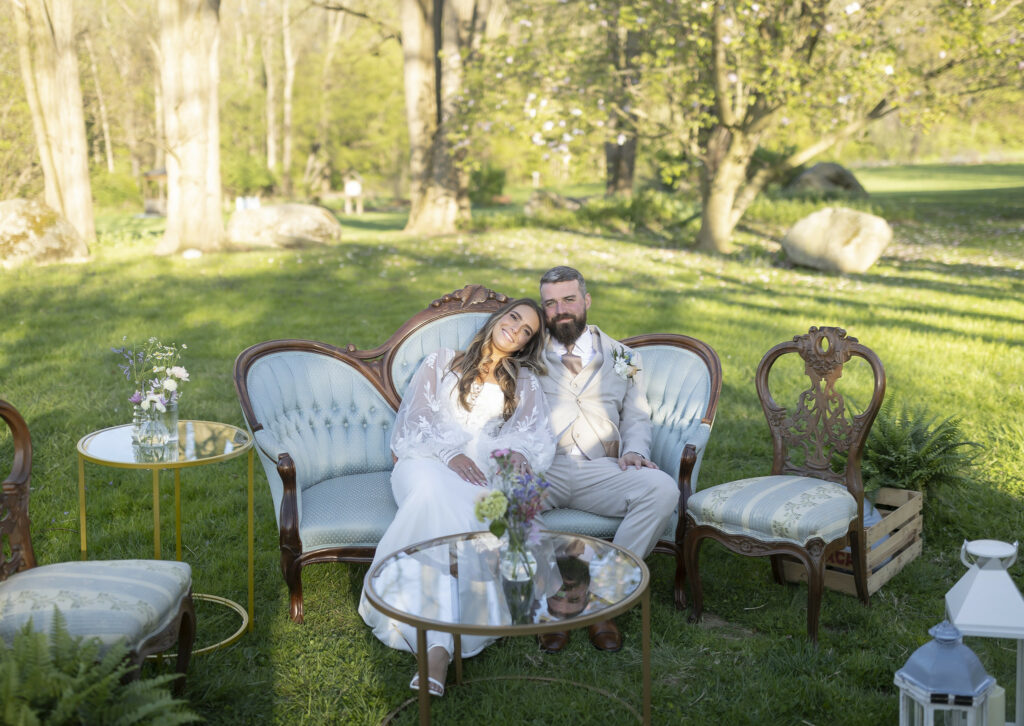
[233,285,721,622]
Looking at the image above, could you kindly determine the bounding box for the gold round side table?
[77,419,255,653]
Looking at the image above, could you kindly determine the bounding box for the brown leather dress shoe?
[588,620,623,652]
[537,630,570,653]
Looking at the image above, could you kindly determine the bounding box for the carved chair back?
[755,326,887,503]
[0,399,36,580]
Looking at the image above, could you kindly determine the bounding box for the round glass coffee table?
[364,530,651,725]
[76,420,255,653]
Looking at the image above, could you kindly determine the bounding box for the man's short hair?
[539,266,587,296]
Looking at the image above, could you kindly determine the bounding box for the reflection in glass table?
[76,420,255,653]
[364,530,651,725]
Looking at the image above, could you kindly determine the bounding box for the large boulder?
[0,199,88,269]
[523,190,585,218]
[785,162,867,197]
[782,207,892,274]
[226,203,342,248]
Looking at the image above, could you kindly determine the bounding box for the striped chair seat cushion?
[686,475,857,546]
[0,559,192,650]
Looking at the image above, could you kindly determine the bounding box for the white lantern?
[894,620,995,726]
[946,539,1024,726]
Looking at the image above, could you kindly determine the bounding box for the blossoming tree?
[488,0,1021,253]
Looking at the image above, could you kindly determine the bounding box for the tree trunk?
[695,125,756,254]
[401,0,495,235]
[262,0,278,177]
[156,0,224,255]
[604,137,636,196]
[83,32,115,174]
[604,13,639,197]
[400,0,457,234]
[280,0,295,196]
[12,0,95,248]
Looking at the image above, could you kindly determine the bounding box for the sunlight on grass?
[1,163,1022,724]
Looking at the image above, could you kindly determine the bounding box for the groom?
[537,266,677,653]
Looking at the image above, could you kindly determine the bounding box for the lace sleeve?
[390,349,470,464]
[491,371,556,472]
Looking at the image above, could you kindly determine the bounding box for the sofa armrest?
[650,420,711,492]
[252,428,302,546]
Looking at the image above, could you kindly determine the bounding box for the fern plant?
[0,610,200,726]
[858,398,982,512]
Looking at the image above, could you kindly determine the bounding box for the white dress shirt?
[552,327,596,368]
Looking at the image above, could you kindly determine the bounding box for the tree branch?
[312,1,399,41]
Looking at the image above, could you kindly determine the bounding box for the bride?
[357,298,555,697]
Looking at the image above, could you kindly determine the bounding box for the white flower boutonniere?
[612,347,641,383]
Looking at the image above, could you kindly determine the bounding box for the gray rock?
[0,199,89,269]
[523,190,585,218]
[786,162,867,197]
[226,203,342,248]
[782,207,892,274]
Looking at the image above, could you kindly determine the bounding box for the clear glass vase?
[499,540,537,624]
[132,400,178,448]
[158,399,179,446]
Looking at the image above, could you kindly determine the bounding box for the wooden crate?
[781,487,923,597]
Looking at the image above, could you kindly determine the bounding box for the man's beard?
[547,312,588,347]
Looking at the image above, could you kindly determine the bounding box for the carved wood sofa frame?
[234,285,721,622]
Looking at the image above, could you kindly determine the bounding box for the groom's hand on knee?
[619,452,658,471]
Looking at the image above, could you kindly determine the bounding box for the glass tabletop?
[77,420,252,468]
[364,530,648,636]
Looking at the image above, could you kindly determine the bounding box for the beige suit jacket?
[540,325,653,460]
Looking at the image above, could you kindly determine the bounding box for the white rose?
[163,379,178,392]
[169,366,189,381]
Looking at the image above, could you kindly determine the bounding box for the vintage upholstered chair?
[0,400,196,690]
[235,285,721,621]
[683,327,885,641]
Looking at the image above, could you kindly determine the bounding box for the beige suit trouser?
[543,454,678,559]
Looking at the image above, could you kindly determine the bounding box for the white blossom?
[884,64,894,75]
[844,2,861,14]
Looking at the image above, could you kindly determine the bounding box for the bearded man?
[536,265,677,653]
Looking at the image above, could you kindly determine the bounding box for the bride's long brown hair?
[450,298,547,420]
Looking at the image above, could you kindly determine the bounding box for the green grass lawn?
[2,163,1023,724]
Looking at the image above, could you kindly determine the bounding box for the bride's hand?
[448,454,488,486]
[508,450,533,477]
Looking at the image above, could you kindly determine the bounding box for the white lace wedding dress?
[357,348,555,658]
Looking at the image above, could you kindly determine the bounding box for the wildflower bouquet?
[113,337,190,413]
[475,449,550,621]
[474,449,550,557]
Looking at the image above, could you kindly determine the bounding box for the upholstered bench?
[234,285,721,622]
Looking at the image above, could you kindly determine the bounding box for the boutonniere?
[612,347,640,383]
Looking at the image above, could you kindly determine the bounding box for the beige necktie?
[561,352,582,376]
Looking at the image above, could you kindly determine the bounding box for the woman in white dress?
[357,298,555,697]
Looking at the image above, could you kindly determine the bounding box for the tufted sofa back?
[632,342,716,486]
[244,351,396,521]
[388,313,490,397]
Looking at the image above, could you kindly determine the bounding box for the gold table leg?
[247,448,255,631]
[416,628,431,725]
[78,455,87,560]
[642,584,651,726]
[152,467,161,559]
[174,468,182,561]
